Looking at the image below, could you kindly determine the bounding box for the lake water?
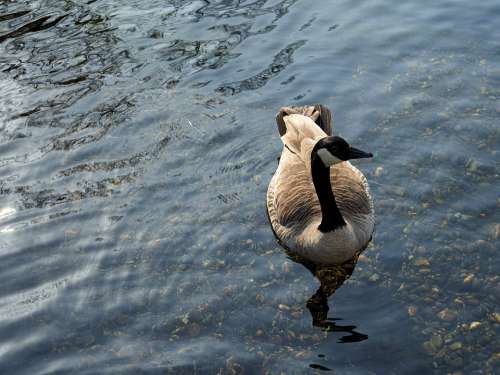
[1,0,499,374]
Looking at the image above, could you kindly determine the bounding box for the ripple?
[0,13,66,43]
[216,40,306,95]
[0,0,499,374]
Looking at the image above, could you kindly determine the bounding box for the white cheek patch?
[317,149,342,166]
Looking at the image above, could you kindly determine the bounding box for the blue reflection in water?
[0,0,499,374]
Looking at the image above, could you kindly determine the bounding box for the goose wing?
[271,149,321,230]
[271,157,372,230]
[331,162,373,217]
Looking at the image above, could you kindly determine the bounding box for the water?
[1,0,499,373]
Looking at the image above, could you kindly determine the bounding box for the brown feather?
[272,152,371,231]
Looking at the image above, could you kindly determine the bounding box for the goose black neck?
[311,150,346,232]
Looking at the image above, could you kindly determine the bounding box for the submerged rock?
[368,273,380,283]
[449,342,463,351]
[492,313,500,323]
[466,158,479,173]
[490,223,500,240]
[414,258,430,266]
[431,335,443,349]
[408,305,417,317]
[423,334,443,354]
[469,321,481,330]
[463,274,475,284]
[437,308,458,322]
[445,355,464,368]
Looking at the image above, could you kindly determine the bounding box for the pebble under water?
[0,0,499,374]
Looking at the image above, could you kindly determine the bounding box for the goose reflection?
[287,252,368,343]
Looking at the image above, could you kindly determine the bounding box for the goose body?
[266,105,374,265]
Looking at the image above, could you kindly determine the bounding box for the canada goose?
[266,104,374,265]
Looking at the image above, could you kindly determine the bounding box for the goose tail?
[275,104,332,136]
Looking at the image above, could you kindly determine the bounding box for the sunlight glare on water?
[0,0,499,374]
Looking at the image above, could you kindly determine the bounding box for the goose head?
[312,136,373,167]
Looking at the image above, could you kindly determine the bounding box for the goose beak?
[349,147,373,159]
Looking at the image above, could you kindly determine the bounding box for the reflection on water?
[1,0,499,374]
[289,253,369,343]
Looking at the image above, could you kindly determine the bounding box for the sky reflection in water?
[0,0,499,374]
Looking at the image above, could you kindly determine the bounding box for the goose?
[266,104,374,265]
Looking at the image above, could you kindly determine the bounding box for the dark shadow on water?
[309,363,333,371]
[288,252,368,343]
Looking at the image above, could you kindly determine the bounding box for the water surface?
[1,0,499,373]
